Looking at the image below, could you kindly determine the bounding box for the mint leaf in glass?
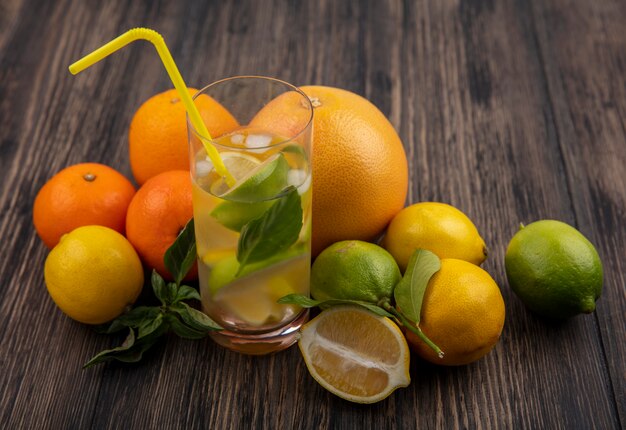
[236,186,302,275]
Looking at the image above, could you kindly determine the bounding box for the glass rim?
[187,75,314,149]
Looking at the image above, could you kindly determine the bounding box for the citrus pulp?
[298,305,411,404]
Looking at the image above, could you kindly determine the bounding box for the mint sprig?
[84,219,221,368]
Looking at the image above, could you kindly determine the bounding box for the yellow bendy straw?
[69,27,235,186]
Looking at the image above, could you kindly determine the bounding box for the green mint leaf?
[236,186,302,275]
[277,294,321,307]
[165,283,178,304]
[164,218,197,286]
[137,313,164,339]
[171,303,222,331]
[84,323,168,368]
[394,249,441,324]
[318,300,395,318]
[173,285,201,304]
[94,306,161,334]
[83,328,136,368]
[151,270,168,305]
[277,294,393,318]
[166,314,209,340]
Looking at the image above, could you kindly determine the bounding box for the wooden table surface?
[1,0,625,428]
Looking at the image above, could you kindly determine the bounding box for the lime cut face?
[213,152,289,202]
[209,152,291,230]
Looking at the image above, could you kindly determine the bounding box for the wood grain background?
[1,0,624,428]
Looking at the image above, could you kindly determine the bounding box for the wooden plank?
[529,0,626,425]
[395,0,620,428]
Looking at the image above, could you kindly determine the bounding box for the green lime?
[207,244,307,294]
[215,152,289,202]
[210,200,273,232]
[311,240,401,303]
[505,220,603,319]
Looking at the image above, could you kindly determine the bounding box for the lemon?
[382,202,487,272]
[311,240,401,303]
[298,305,411,404]
[505,220,603,319]
[405,258,505,366]
[44,225,144,324]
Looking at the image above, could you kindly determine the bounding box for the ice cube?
[245,134,273,153]
[196,160,214,177]
[230,134,245,145]
[288,169,311,195]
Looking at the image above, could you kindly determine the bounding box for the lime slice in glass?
[210,200,273,232]
[205,152,262,194]
[206,245,307,295]
[214,152,290,202]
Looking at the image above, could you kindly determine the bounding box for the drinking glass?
[188,76,313,354]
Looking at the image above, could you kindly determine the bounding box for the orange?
[125,170,196,281]
[33,163,136,249]
[250,86,408,256]
[129,88,239,185]
[405,259,505,366]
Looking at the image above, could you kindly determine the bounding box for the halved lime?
[198,151,260,178]
[214,152,289,202]
[210,200,273,232]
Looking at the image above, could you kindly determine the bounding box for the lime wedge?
[210,200,273,232]
[205,152,262,195]
[207,245,307,295]
[216,153,290,202]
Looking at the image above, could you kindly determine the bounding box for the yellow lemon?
[298,305,411,404]
[405,259,505,365]
[44,225,144,324]
[382,202,487,271]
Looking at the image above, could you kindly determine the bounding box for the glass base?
[209,309,309,355]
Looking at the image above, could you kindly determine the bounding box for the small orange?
[33,163,136,249]
[250,86,408,256]
[125,170,196,281]
[129,88,239,185]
